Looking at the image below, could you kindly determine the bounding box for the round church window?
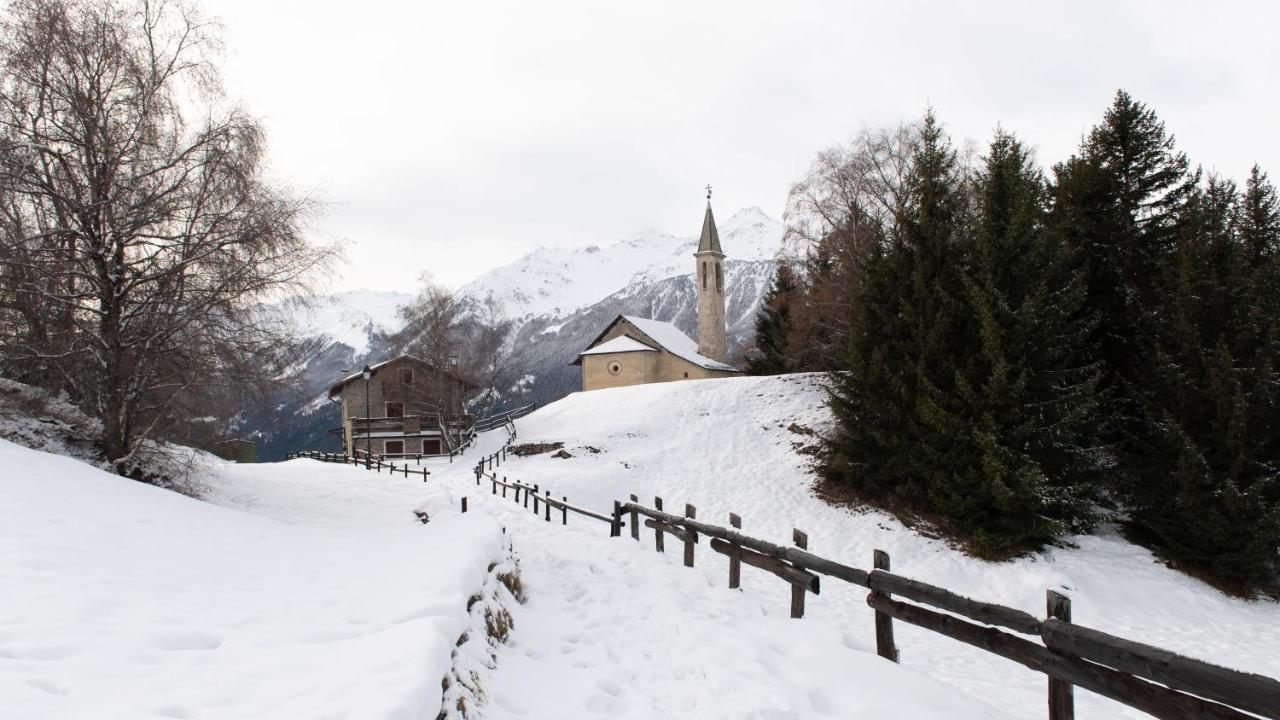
[607,361,622,375]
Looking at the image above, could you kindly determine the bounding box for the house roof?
[578,335,659,356]
[696,202,723,255]
[327,354,478,397]
[573,315,739,372]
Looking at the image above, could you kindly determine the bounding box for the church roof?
[696,202,722,255]
[578,335,658,356]
[574,315,738,372]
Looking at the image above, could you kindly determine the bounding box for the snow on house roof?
[578,335,659,357]
[327,354,476,397]
[619,316,739,372]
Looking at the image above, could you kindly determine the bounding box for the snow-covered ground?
[0,438,505,720]
[430,374,1280,719]
[6,373,1276,719]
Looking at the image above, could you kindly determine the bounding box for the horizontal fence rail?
[461,448,1280,720]
[474,403,537,433]
[286,450,431,480]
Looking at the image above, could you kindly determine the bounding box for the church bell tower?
[694,186,727,362]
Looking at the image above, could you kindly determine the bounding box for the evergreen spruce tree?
[746,262,798,375]
[1048,90,1196,493]
[1135,173,1280,586]
[929,130,1103,552]
[825,109,973,522]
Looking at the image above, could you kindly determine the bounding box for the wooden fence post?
[532,484,540,514]
[791,529,808,619]
[544,490,552,522]
[873,549,899,662]
[1047,590,1074,720]
[610,501,622,537]
[461,497,468,513]
[629,495,640,540]
[502,476,507,499]
[522,483,530,509]
[654,497,665,552]
[560,496,567,525]
[728,513,742,589]
[683,504,697,568]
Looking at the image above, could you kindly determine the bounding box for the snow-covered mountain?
[247,208,785,460]
[459,206,783,320]
[285,289,412,356]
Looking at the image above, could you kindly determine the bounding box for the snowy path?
[461,485,1010,719]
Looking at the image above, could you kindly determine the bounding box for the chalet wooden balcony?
[350,414,474,437]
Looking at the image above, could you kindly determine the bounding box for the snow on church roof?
[619,316,739,372]
[578,335,659,356]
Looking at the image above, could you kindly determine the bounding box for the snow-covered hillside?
[0,439,507,719]
[11,374,1274,718]
[458,207,783,320]
[437,375,1280,720]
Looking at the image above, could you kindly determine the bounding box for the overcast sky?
[201,0,1279,293]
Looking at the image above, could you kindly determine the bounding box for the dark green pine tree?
[824,109,972,518]
[746,261,798,375]
[1134,172,1280,587]
[1049,90,1196,486]
[927,130,1103,553]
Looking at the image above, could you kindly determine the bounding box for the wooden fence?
[464,468,1280,720]
[474,403,538,433]
[285,449,432,481]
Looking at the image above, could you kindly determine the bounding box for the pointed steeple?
[697,202,723,255]
[694,186,728,362]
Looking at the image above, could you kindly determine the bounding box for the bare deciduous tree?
[390,275,514,416]
[0,0,333,474]
[780,122,921,370]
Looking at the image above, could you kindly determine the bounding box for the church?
[573,194,742,391]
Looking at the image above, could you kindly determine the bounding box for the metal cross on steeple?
[706,183,712,200]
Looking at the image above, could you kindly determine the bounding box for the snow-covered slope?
[437,375,1280,720]
[0,439,505,719]
[458,207,782,320]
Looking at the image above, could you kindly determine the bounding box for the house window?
[702,262,708,290]
[399,367,414,384]
[385,440,404,456]
[607,361,622,375]
[386,402,404,418]
[683,372,689,378]
[423,438,442,455]
[716,263,723,293]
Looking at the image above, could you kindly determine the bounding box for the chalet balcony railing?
[349,414,474,437]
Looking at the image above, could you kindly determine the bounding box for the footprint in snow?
[148,631,222,651]
[25,677,71,696]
